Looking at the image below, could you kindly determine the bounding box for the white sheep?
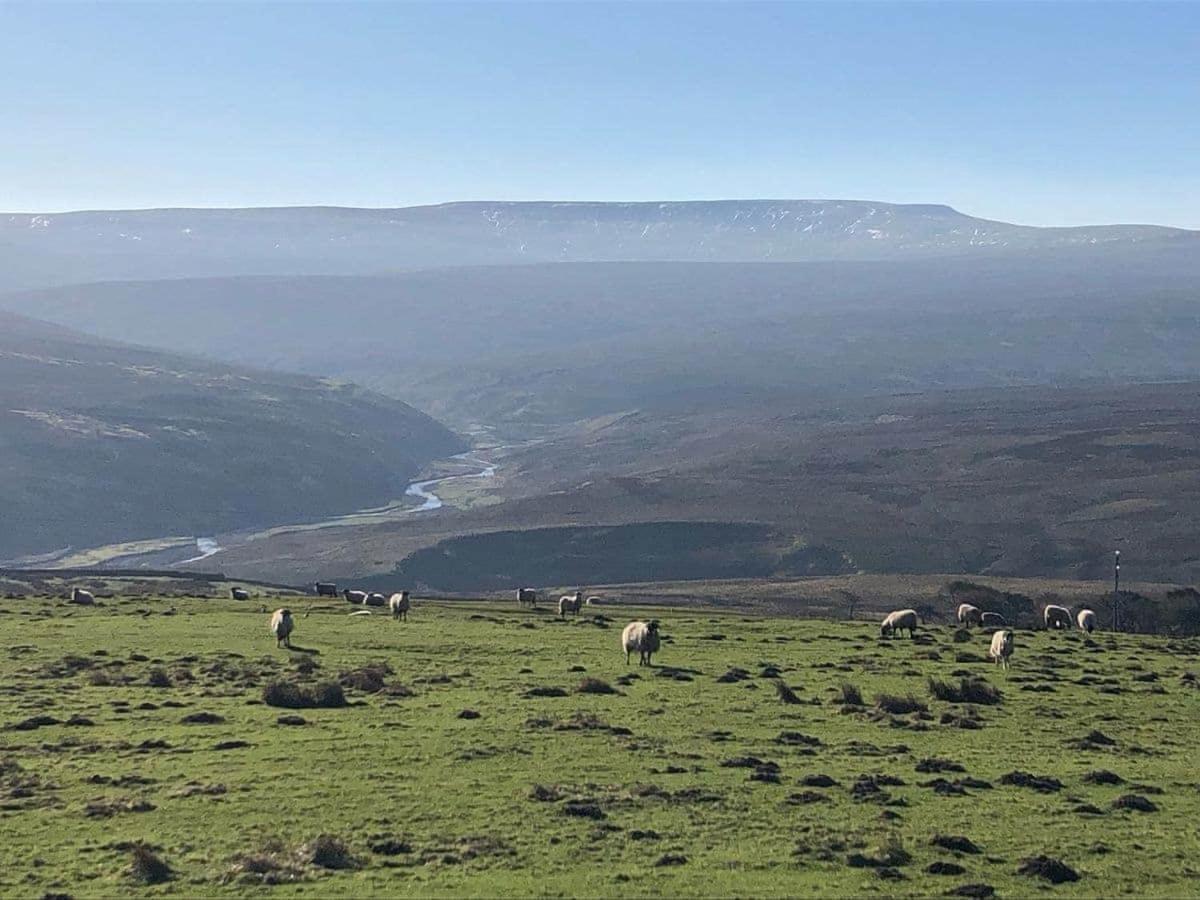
[622,620,661,666]
[980,611,1007,628]
[880,608,919,638]
[389,591,411,621]
[1044,604,1073,630]
[558,592,583,619]
[70,587,95,606]
[366,592,387,608]
[230,587,250,601]
[343,589,368,605]
[957,603,982,627]
[270,608,294,648]
[585,595,603,607]
[1077,608,1097,633]
[989,629,1014,670]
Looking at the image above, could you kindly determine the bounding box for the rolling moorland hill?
[185,381,1200,588]
[2,199,1197,291]
[0,311,465,561]
[4,246,1200,428]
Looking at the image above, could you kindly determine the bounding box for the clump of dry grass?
[129,843,172,884]
[262,679,346,709]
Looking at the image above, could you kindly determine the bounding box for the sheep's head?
[280,608,292,618]
[880,623,891,636]
[647,620,660,635]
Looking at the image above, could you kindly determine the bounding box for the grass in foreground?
[1,597,1198,897]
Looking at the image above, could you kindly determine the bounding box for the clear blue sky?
[2,1,1196,226]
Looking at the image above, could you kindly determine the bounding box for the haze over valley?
[4,200,1199,587]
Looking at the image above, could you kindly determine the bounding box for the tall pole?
[1113,550,1121,631]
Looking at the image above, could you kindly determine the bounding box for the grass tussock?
[575,677,618,695]
[838,682,864,707]
[775,681,803,704]
[927,677,1002,705]
[262,679,346,709]
[874,693,928,715]
[128,843,172,884]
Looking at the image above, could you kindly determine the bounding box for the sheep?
[517,587,538,607]
[558,592,583,618]
[989,629,1014,670]
[1044,604,1073,630]
[315,582,338,597]
[69,587,95,606]
[230,587,250,601]
[586,595,603,607]
[1077,608,1097,633]
[980,611,1007,628]
[880,608,919,638]
[343,589,368,605]
[365,592,387,608]
[270,608,294,648]
[389,591,411,621]
[957,603,983,627]
[622,620,661,665]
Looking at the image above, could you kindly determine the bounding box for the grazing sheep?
[517,587,538,607]
[389,591,411,621]
[343,589,368,605]
[989,629,1015,670]
[70,587,95,606]
[980,611,1007,628]
[957,603,983,627]
[558,592,583,618]
[622,620,661,666]
[1044,604,1073,630]
[315,582,338,598]
[230,587,250,601]
[366,592,387,608]
[880,608,919,638]
[1077,608,1097,633]
[586,595,603,607]
[270,608,294,648]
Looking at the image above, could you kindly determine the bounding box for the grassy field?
[2,596,1198,897]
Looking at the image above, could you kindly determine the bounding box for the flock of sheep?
[879,600,1101,672]
[263,585,661,664]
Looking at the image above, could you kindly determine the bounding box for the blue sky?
[1,1,1197,226]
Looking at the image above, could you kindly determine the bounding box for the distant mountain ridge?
[2,199,1196,291]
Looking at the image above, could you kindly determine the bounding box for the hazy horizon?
[3,1,1197,227]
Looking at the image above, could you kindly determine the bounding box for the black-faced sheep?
[559,592,583,618]
[343,589,368,605]
[270,608,294,648]
[622,620,661,666]
[957,603,983,627]
[389,591,411,621]
[1077,608,1097,633]
[70,587,95,606]
[1044,604,1072,630]
[231,587,250,601]
[989,629,1014,669]
[517,587,538,607]
[980,611,1007,628]
[880,608,919,638]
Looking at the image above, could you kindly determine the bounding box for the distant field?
[2,596,1198,897]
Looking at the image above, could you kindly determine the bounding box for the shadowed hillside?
[0,311,465,560]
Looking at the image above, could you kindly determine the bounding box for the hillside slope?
[2,200,1196,290]
[0,311,465,560]
[6,249,1200,427]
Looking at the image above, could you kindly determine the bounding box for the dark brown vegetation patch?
[1017,855,1079,884]
[927,678,1002,705]
[931,834,981,854]
[1112,794,1158,812]
[262,680,346,709]
[999,771,1063,793]
[128,843,172,884]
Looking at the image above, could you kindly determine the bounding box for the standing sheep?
[957,603,983,627]
[517,587,538,607]
[343,589,368,605]
[1044,604,1073,630]
[622,620,661,666]
[1077,608,1097,633]
[231,587,250,601]
[880,608,919,638]
[389,591,411,621]
[365,592,387,608]
[558,592,583,619]
[585,595,603,607]
[315,582,338,597]
[270,608,294,649]
[70,587,95,606]
[989,629,1014,670]
[980,611,1007,628]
